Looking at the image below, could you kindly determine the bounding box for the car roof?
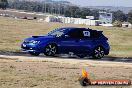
[59,27,103,32]
[60,27,90,30]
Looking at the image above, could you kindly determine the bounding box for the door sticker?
[83,31,90,37]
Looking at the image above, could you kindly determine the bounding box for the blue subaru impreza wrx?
[21,27,110,59]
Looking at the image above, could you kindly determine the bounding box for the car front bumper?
[21,43,42,53]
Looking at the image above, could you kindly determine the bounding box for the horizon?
[53,0,132,7]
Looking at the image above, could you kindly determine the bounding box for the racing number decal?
[83,31,90,37]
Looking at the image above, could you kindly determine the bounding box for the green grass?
[0,16,132,57]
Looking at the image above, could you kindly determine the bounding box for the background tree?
[112,10,127,22]
[91,9,99,20]
[80,8,92,19]
[65,6,80,17]
[0,0,8,9]
[128,10,132,24]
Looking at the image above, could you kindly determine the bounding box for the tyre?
[92,46,105,59]
[44,44,57,56]
[29,52,40,56]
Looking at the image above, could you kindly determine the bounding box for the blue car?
[21,27,110,59]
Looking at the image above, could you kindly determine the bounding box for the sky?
[55,0,132,7]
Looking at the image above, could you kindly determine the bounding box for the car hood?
[25,35,55,41]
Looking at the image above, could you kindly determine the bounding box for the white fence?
[45,16,101,26]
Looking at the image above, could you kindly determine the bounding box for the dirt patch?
[0,57,132,88]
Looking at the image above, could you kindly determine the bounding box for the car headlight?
[30,40,40,44]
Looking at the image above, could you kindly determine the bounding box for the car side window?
[68,29,83,38]
[90,30,100,38]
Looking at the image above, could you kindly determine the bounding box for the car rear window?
[90,30,101,38]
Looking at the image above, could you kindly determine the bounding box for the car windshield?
[47,28,68,37]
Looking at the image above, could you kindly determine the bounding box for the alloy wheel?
[44,44,57,56]
[93,46,104,59]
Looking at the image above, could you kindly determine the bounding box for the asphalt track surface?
[0,51,132,67]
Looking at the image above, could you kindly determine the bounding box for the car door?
[80,29,93,54]
[59,29,83,53]
[78,29,96,54]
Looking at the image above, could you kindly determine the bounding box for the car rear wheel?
[92,46,104,59]
[29,52,40,56]
[44,44,57,56]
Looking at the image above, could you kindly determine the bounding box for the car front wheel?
[44,44,57,56]
[92,46,105,59]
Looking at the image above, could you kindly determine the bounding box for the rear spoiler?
[32,36,44,38]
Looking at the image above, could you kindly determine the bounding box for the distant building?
[99,11,112,24]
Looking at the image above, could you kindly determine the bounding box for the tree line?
[0,0,132,24]
[0,0,8,9]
